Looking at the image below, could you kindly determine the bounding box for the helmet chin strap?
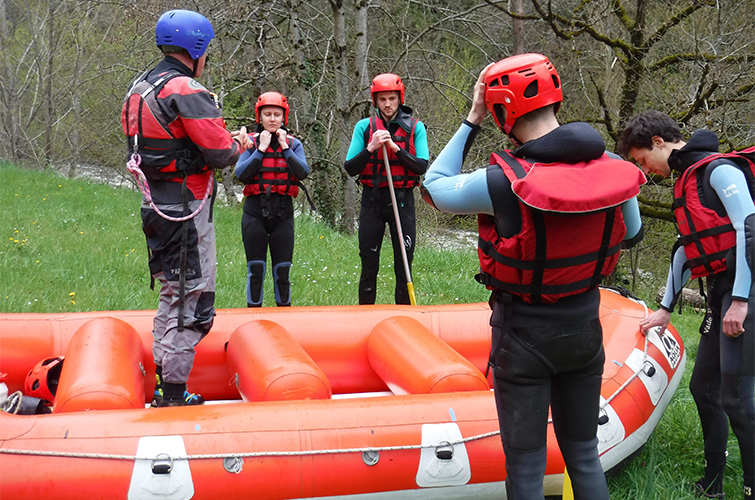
[192,58,199,77]
[506,129,522,148]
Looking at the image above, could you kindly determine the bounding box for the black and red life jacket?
[476,151,645,304]
[671,147,755,278]
[242,135,300,198]
[121,70,207,180]
[360,116,420,188]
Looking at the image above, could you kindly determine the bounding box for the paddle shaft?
[380,144,417,305]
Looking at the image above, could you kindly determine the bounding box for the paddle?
[380,144,417,305]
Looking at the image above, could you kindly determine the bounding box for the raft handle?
[598,409,609,426]
[642,361,656,377]
[151,453,173,474]
[435,441,454,460]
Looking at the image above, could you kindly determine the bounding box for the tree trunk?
[45,0,54,165]
[331,0,353,233]
[512,0,525,55]
[0,0,18,159]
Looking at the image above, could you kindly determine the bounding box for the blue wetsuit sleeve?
[412,121,430,160]
[709,164,755,300]
[284,138,310,180]
[234,148,265,182]
[423,122,494,215]
[620,197,643,243]
[345,119,370,161]
[660,246,692,310]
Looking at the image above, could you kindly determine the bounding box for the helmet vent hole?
[489,79,499,88]
[523,81,538,98]
[552,75,560,89]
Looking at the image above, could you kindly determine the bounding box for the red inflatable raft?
[0,288,685,500]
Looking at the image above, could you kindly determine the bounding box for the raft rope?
[600,291,652,410]
[0,291,658,463]
[1,391,24,414]
[126,153,213,223]
[0,431,501,461]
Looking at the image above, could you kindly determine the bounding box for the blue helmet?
[155,10,215,60]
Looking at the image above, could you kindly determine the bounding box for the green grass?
[0,162,488,312]
[0,162,746,499]
[606,311,745,499]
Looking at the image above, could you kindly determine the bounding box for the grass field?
[0,162,746,499]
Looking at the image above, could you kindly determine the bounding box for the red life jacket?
[121,70,207,180]
[671,147,755,278]
[360,116,420,188]
[242,135,300,198]
[477,151,645,304]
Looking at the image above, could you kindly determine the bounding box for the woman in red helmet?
[422,55,646,499]
[344,73,430,304]
[235,92,309,307]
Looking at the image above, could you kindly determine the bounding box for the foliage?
[2,0,754,308]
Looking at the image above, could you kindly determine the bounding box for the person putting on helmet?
[234,92,309,307]
[343,74,430,304]
[620,111,755,500]
[121,9,251,408]
[422,54,646,499]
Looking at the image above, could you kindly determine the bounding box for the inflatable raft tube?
[0,288,685,499]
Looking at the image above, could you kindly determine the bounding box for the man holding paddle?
[344,73,429,305]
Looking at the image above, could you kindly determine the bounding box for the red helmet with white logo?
[25,356,64,403]
[370,73,405,106]
[256,92,289,126]
[484,53,562,134]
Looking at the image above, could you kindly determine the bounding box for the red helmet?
[25,356,64,403]
[484,53,562,134]
[255,92,289,126]
[370,73,405,106]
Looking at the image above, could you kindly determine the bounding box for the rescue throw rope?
[126,153,213,222]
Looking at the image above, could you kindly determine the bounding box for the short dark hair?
[618,110,683,159]
[159,45,189,56]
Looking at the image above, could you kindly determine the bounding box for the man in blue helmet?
[122,9,251,407]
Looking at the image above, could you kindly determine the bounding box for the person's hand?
[367,129,391,153]
[230,126,252,150]
[722,299,748,338]
[639,308,671,336]
[276,128,289,150]
[466,62,495,126]
[258,130,272,152]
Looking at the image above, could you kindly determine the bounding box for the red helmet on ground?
[25,356,64,403]
[484,53,562,134]
[256,92,289,126]
[370,73,405,106]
